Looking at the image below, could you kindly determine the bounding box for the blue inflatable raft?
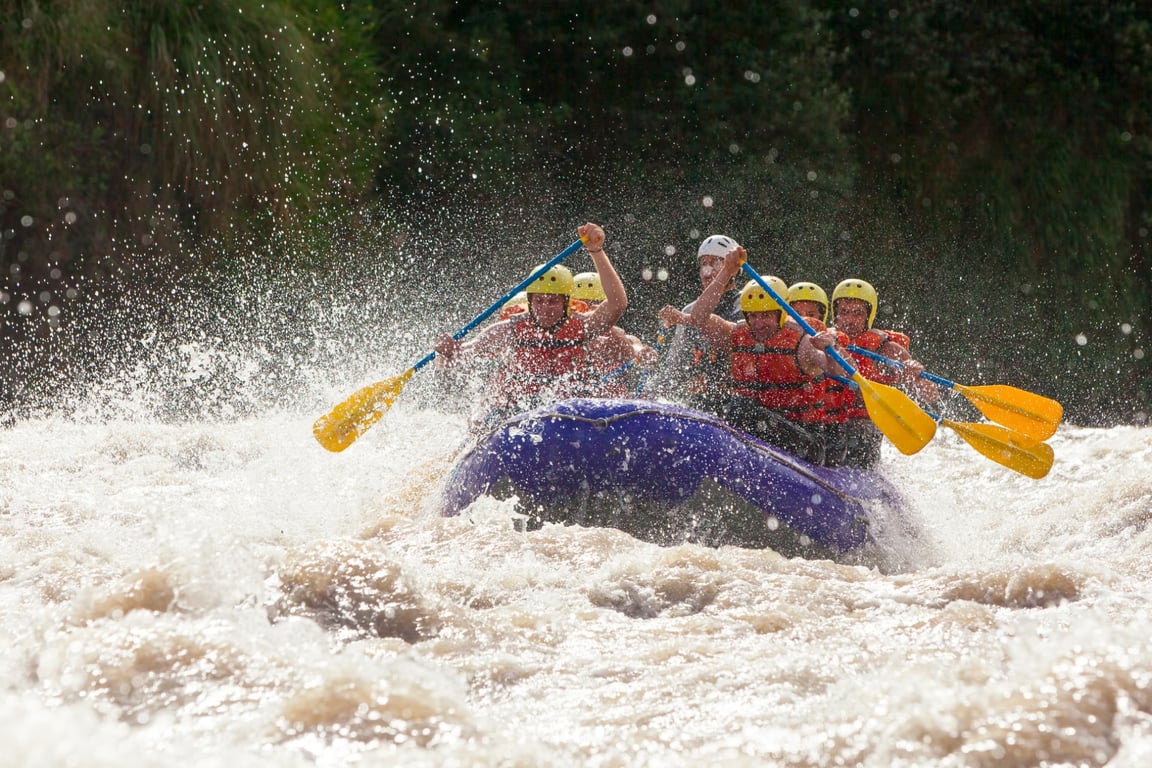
[440,398,907,555]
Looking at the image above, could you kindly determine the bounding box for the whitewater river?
[3,376,1150,768]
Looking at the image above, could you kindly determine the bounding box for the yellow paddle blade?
[852,372,938,455]
[313,369,415,453]
[942,419,1055,479]
[954,383,1063,442]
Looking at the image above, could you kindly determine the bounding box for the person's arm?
[433,321,515,367]
[687,246,743,349]
[657,305,691,327]
[580,222,628,338]
[625,332,659,367]
[880,338,913,363]
[797,329,849,378]
[592,327,640,367]
[884,341,937,401]
[876,337,930,384]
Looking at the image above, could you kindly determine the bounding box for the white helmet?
[697,234,739,260]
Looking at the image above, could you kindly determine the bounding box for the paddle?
[934,414,1054,479]
[829,375,1053,478]
[313,238,587,452]
[741,263,937,455]
[846,345,1063,441]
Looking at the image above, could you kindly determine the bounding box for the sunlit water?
[4,243,1152,768]
[4,373,1152,767]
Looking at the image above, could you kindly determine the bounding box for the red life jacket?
[495,314,590,405]
[841,328,911,420]
[730,324,823,423]
[786,317,849,425]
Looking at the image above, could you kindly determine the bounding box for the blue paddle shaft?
[845,344,954,389]
[829,374,856,388]
[410,239,586,372]
[740,263,859,377]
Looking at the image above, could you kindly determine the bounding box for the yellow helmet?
[739,278,786,325]
[832,278,878,329]
[525,264,574,296]
[571,272,606,302]
[765,274,788,299]
[787,281,829,324]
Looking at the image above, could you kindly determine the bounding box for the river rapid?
[3,371,1151,767]
[2,243,1152,768]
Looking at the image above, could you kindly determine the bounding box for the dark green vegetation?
[2,0,1149,424]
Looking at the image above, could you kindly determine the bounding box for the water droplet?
[702,196,713,208]
[1075,333,1088,346]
